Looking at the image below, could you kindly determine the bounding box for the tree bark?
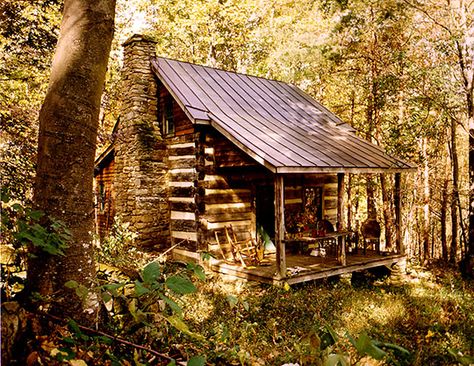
[450,118,459,264]
[380,173,393,250]
[421,137,430,262]
[440,176,449,262]
[28,0,116,323]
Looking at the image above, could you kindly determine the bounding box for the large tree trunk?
[28,0,116,323]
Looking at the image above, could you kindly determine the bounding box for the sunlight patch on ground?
[183,292,215,324]
[339,294,406,335]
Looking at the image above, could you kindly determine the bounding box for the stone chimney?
[113,34,169,249]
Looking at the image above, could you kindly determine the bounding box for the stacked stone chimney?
[113,34,169,248]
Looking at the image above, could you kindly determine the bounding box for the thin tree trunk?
[380,174,393,249]
[450,118,459,264]
[421,137,430,262]
[347,174,353,230]
[441,174,449,262]
[28,0,116,323]
[366,175,377,219]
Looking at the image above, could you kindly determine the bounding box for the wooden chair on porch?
[361,219,381,255]
[214,226,262,267]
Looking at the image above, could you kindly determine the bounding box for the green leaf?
[29,210,44,220]
[75,285,88,301]
[188,355,206,366]
[186,262,206,281]
[325,354,349,366]
[165,275,196,294]
[226,295,238,308]
[165,315,205,340]
[101,291,112,303]
[167,360,176,366]
[12,203,23,212]
[353,333,387,360]
[134,280,150,297]
[103,283,124,296]
[65,280,79,289]
[141,261,160,284]
[373,341,411,357]
[158,293,183,314]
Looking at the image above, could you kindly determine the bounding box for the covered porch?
[174,247,405,285]
[173,169,410,285]
[270,171,407,281]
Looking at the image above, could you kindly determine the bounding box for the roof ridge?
[153,56,291,86]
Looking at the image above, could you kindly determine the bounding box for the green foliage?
[63,257,206,364]
[95,216,142,269]
[1,190,71,257]
[1,189,71,299]
[0,0,61,201]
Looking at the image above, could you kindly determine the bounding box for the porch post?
[395,172,404,254]
[337,173,345,230]
[275,174,286,279]
[337,173,346,265]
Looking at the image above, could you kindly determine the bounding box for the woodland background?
[1,0,472,263]
[0,0,473,365]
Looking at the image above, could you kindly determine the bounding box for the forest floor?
[177,261,474,365]
[3,259,473,366]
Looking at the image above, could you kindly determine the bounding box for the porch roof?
[151,57,415,174]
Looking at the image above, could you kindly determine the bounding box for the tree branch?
[36,312,185,365]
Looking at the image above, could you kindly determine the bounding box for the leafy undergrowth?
[178,262,474,365]
[7,260,474,366]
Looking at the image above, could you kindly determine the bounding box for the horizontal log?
[203,211,252,223]
[171,211,195,220]
[324,187,337,197]
[169,168,195,174]
[176,127,194,136]
[169,155,195,160]
[324,199,337,209]
[169,197,194,203]
[205,202,251,214]
[284,198,302,205]
[205,220,252,230]
[167,142,195,149]
[205,188,251,195]
[204,192,252,204]
[201,175,229,189]
[171,231,197,242]
[170,181,194,187]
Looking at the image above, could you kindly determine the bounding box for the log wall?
[167,135,198,251]
[196,128,270,252]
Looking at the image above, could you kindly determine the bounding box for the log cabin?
[95,34,415,284]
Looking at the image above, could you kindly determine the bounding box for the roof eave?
[275,166,417,174]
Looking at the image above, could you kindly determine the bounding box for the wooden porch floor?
[172,248,406,285]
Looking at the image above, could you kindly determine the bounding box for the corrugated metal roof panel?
[151,57,415,173]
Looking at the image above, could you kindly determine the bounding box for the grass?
[5,256,472,365]
[177,262,474,365]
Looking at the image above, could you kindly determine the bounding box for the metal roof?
[151,57,415,174]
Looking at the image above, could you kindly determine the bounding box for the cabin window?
[303,186,322,221]
[163,94,175,136]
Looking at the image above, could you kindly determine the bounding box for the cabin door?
[256,185,275,238]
